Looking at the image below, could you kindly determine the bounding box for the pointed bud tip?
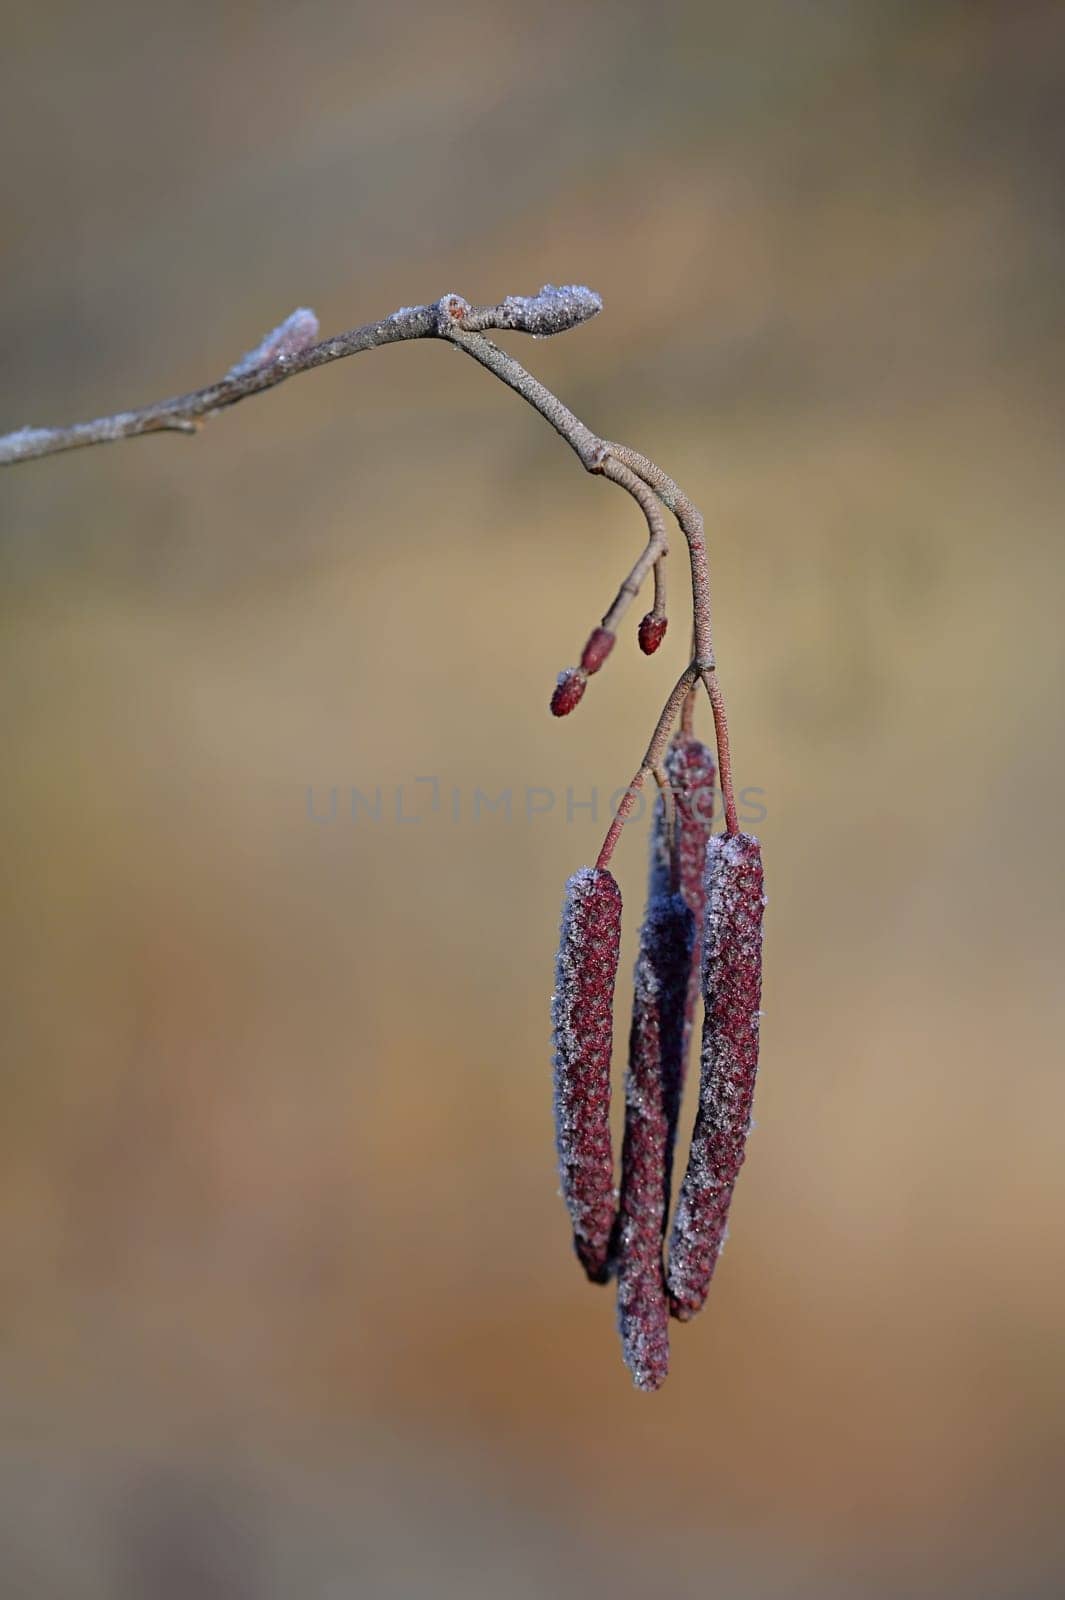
[550,668,587,716]
[580,627,615,675]
[638,614,668,655]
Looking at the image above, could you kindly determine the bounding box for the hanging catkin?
[648,734,717,1189]
[613,891,694,1389]
[667,833,765,1320]
[551,867,623,1282]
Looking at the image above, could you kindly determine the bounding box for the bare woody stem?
[596,669,698,871]
[603,445,714,668]
[680,683,698,737]
[700,667,739,835]
[0,287,604,467]
[603,442,739,837]
[0,283,740,845]
[597,457,669,634]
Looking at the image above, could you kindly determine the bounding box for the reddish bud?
[552,868,623,1283]
[499,284,602,335]
[550,668,587,717]
[580,627,616,675]
[667,834,765,1320]
[613,892,694,1390]
[638,613,668,655]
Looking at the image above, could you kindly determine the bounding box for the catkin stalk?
[667,833,765,1320]
[552,867,623,1282]
[614,892,694,1389]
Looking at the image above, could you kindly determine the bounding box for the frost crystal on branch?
[225,307,321,379]
[614,892,694,1391]
[552,868,623,1282]
[498,284,603,336]
[667,833,765,1320]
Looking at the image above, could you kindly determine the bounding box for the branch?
[0,285,603,467]
[0,282,740,847]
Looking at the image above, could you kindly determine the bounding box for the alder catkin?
[550,668,587,717]
[580,627,616,675]
[614,892,694,1390]
[667,833,765,1321]
[638,613,668,655]
[649,734,717,1187]
[552,867,623,1282]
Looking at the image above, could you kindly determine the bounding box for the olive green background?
[2,2,1063,1594]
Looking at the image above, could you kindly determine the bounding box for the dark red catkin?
[638,613,668,655]
[552,631,614,717]
[550,668,587,717]
[552,868,623,1282]
[580,626,616,674]
[667,833,765,1320]
[613,892,694,1390]
[648,734,717,1187]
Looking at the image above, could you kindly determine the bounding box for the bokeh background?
[2,2,1064,1594]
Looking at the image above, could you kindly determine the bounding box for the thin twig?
[602,444,714,671]
[602,442,739,836]
[1,283,742,848]
[596,668,698,870]
[597,456,669,635]
[680,683,698,737]
[0,286,603,467]
[700,667,738,835]
[650,554,667,626]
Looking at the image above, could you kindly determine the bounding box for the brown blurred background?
[2,2,1064,1594]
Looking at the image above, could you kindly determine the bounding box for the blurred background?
[2,1,1063,1594]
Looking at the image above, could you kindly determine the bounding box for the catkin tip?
[613,889,694,1391]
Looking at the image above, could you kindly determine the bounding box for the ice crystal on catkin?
[649,735,718,1182]
[614,892,694,1390]
[667,833,764,1321]
[551,668,587,717]
[552,868,623,1282]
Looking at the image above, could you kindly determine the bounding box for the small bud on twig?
[552,867,623,1282]
[550,668,587,717]
[638,613,668,655]
[499,284,603,336]
[614,892,694,1390]
[668,834,765,1320]
[225,307,320,379]
[580,627,616,675]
